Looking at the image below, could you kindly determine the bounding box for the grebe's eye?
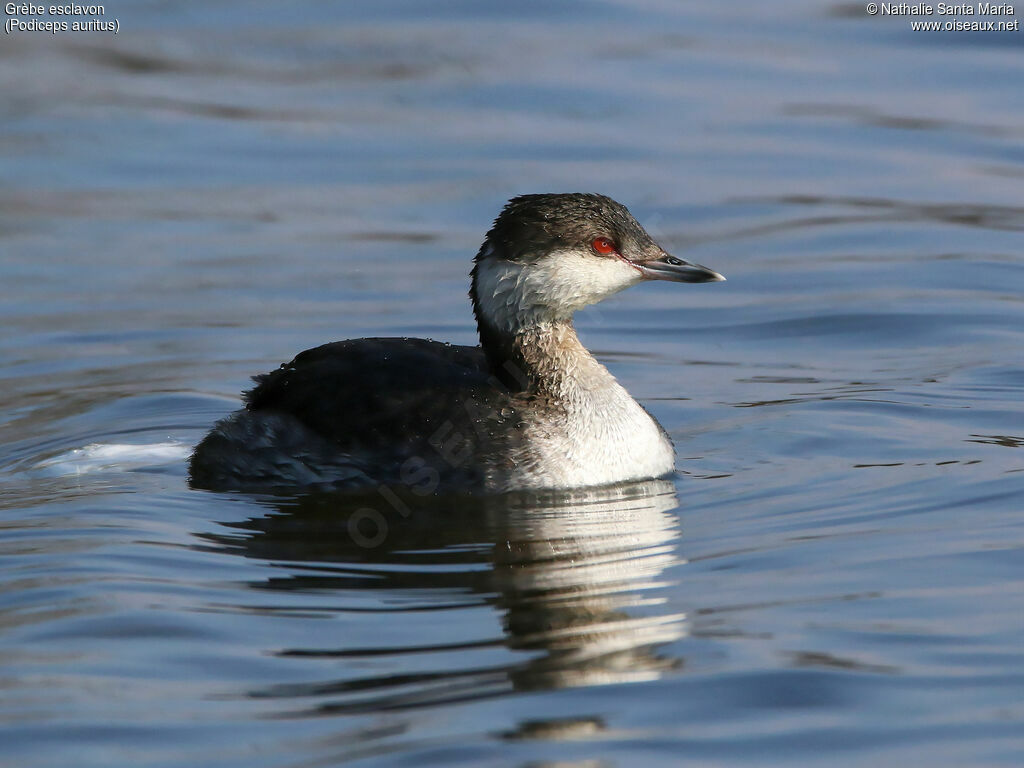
[592,237,615,255]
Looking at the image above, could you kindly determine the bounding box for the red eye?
[592,237,615,255]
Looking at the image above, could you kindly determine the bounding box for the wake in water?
[32,442,193,477]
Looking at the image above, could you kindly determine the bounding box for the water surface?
[2,2,1023,766]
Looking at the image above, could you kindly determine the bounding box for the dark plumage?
[189,338,521,490]
[479,193,657,265]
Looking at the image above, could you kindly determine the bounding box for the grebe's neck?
[477,318,610,397]
[473,304,676,491]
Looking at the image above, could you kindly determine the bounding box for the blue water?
[2,2,1023,766]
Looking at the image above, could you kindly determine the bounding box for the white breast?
[513,371,676,490]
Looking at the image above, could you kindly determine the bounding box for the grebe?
[189,193,724,492]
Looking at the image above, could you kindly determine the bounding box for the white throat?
[473,243,642,334]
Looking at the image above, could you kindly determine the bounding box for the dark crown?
[477,193,655,264]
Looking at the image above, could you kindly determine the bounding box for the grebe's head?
[471,193,723,334]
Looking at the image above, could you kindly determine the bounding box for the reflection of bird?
[190,194,723,492]
[203,480,686,715]
[494,482,686,691]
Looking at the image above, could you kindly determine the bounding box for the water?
[2,1,1023,766]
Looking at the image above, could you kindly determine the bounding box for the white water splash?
[35,441,192,476]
